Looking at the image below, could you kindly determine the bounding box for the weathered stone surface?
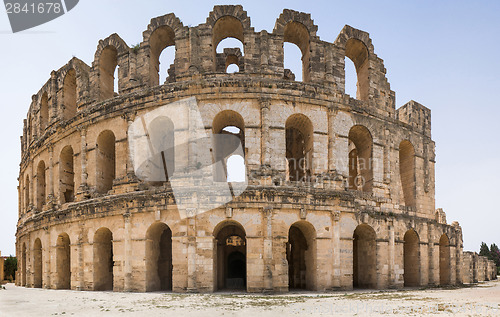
[16,6,494,293]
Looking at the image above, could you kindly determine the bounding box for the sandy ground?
[1,279,499,317]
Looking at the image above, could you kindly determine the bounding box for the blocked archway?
[93,228,114,291]
[56,233,71,289]
[348,125,373,192]
[285,114,313,182]
[439,234,451,285]
[33,238,43,288]
[146,222,172,292]
[214,221,246,290]
[403,229,420,287]
[287,221,316,290]
[21,243,27,286]
[353,224,377,288]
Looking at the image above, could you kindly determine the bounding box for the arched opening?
[287,221,316,290]
[24,175,30,211]
[283,21,310,82]
[353,224,377,288]
[147,116,175,183]
[59,146,74,203]
[63,69,77,120]
[285,114,313,182]
[212,110,245,182]
[344,56,357,98]
[439,234,451,285]
[149,26,176,85]
[99,46,118,100]
[33,238,42,288]
[214,221,246,290]
[36,161,46,211]
[225,55,240,73]
[145,222,172,292]
[345,38,369,101]
[40,92,49,130]
[56,233,71,289]
[348,125,373,192]
[403,229,420,287]
[226,155,245,182]
[96,130,116,194]
[93,228,114,291]
[399,140,416,207]
[212,16,244,71]
[21,243,27,286]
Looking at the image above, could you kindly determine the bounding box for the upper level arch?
[93,34,129,101]
[335,26,375,101]
[143,13,185,86]
[274,10,318,83]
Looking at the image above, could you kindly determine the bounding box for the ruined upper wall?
[21,5,428,157]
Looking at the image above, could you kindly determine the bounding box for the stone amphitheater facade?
[16,5,496,292]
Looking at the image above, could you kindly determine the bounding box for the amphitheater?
[16,5,496,292]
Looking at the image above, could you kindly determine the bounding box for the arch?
[287,221,316,290]
[212,110,245,182]
[56,233,71,289]
[36,161,46,211]
[399,140,416,207]
[212,16,245,71]
[33,238,42,288]
[403,229,420,286]
[59,145,75,203]
[93,228,114,291]
[145,222,172,292]
[439,234,451,285]
[283,21,310,82]
[21,243,27,286]
[24,174,30,211]
[96,130,116,194]
[226,155,245,182]
[353,224,377,288]
[214,220,246,290]
[348,125,373,192]
[98,46,118,100]
[285,114,313,182]
[40,92,49,130]
[345,39,369,100]
[148,116,175,182]
[63,69,77,120]
[149,25,176,86]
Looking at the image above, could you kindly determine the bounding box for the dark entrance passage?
[215,222,246,290]
[146,222,173,292]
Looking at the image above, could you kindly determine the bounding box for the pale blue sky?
[1,0,499,256]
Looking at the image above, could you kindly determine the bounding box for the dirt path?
[1,279,499,316]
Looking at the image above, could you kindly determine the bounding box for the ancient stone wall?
[16,5,469,292]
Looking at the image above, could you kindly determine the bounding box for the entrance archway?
[353,224,377,288]
[214,221,246,290]
[56,233,71,289]
[287,221,316,290]
[93,228,114,291]
[146,222,172,291]
[403,229,420,286]
[439,234,451,285]
[33,238,42,288]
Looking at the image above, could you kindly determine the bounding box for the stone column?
[339,236,354,289]
[260,97,271,166]
[123,212,132,291]
[331,212,341,288]
[388,221,395,286]
[263,207,273,292]
[376,238,390,289]
[47,145,55,208]
[76,127,88,199]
